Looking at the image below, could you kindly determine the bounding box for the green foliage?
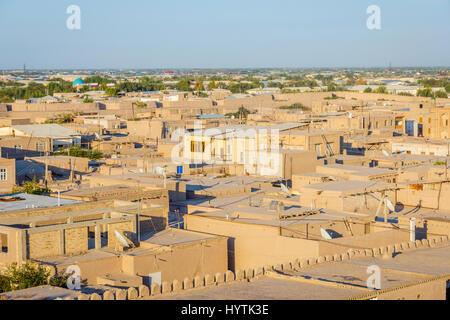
[0,82,50,101]
[83,97,94,103]
[0,263,50,292]
[175,78,192,91]
[0,275,12,293]
[278,103,310,111]
[434,161,446,166]
[326,83,347,92]
[49,275,68,288]
[417,78,450,91]
[105,87,118,96]
[54,146,103,160]
[44,113,76,124]
[47,79,76,95]
[207,80,218,90]
[225,106,251,119]
[324,94,344,100]
[434,90,448,98]
[363,87,372,93]
[417,87,433,97]
[227,81,263,93]
[132,101,147,109]
[375,86,388,94]
[194,78,205,92]
[397,92,413,96]
[117,77,166,92]
[12,177,50,195]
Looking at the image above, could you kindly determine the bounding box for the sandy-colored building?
[0,158,15,194]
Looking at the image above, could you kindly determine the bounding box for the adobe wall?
[65,227,89,255]
[28,231,60,259]
[121,237,228,285]
[318,229,410,256]
[107,221,134,249]
[184,214,319,271]
[54,255,122,285]
[7,103,100,113]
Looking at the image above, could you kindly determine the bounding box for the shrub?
[2,263,50,291]
[12,176,50,195]
[49,275,68,288]
[0,275,11,293]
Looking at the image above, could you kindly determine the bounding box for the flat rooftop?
[318,164,395,176]
[301,180,392,193]
[152,242,450,300]
[0,193,80,212]
[153,277,361,300]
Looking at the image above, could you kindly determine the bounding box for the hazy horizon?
[1,0,449,70]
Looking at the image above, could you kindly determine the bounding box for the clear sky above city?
[0,0,449,69]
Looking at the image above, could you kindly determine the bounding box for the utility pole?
[44,138,50,187]
[97,112,101,140]
[277,201,281,236]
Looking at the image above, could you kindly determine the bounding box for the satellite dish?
[94,133,100,140]
[385,198,395,212]
[348,112,353,119]
[153,166,165,176]
[280,183,290,195]
[320,228,332,240]
[382,149,390,157]
[115,230,132,248]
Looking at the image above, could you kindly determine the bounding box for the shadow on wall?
[227,237,235,272]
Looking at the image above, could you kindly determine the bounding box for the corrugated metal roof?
[0,193,80,212]
[12,124,80,139]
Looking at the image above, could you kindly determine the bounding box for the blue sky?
[0,0,449,69]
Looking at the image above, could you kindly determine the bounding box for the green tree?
[194,78,204,92]
[2,263,50,292]
[375,86,387,94]
[207,80,217,90]
[175,78,192,91]
[434,90,448,98]
[105,87,117,96]
[363,87,372,93]
[12,177,50,195]
[417,87,433,97]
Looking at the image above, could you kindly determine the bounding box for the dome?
[72,78,85,86]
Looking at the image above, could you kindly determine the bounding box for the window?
[0,168,6,181]
[428,118,431,124]
[0,233,7,253]
[36,141,46,152]
[190,141,205,153]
